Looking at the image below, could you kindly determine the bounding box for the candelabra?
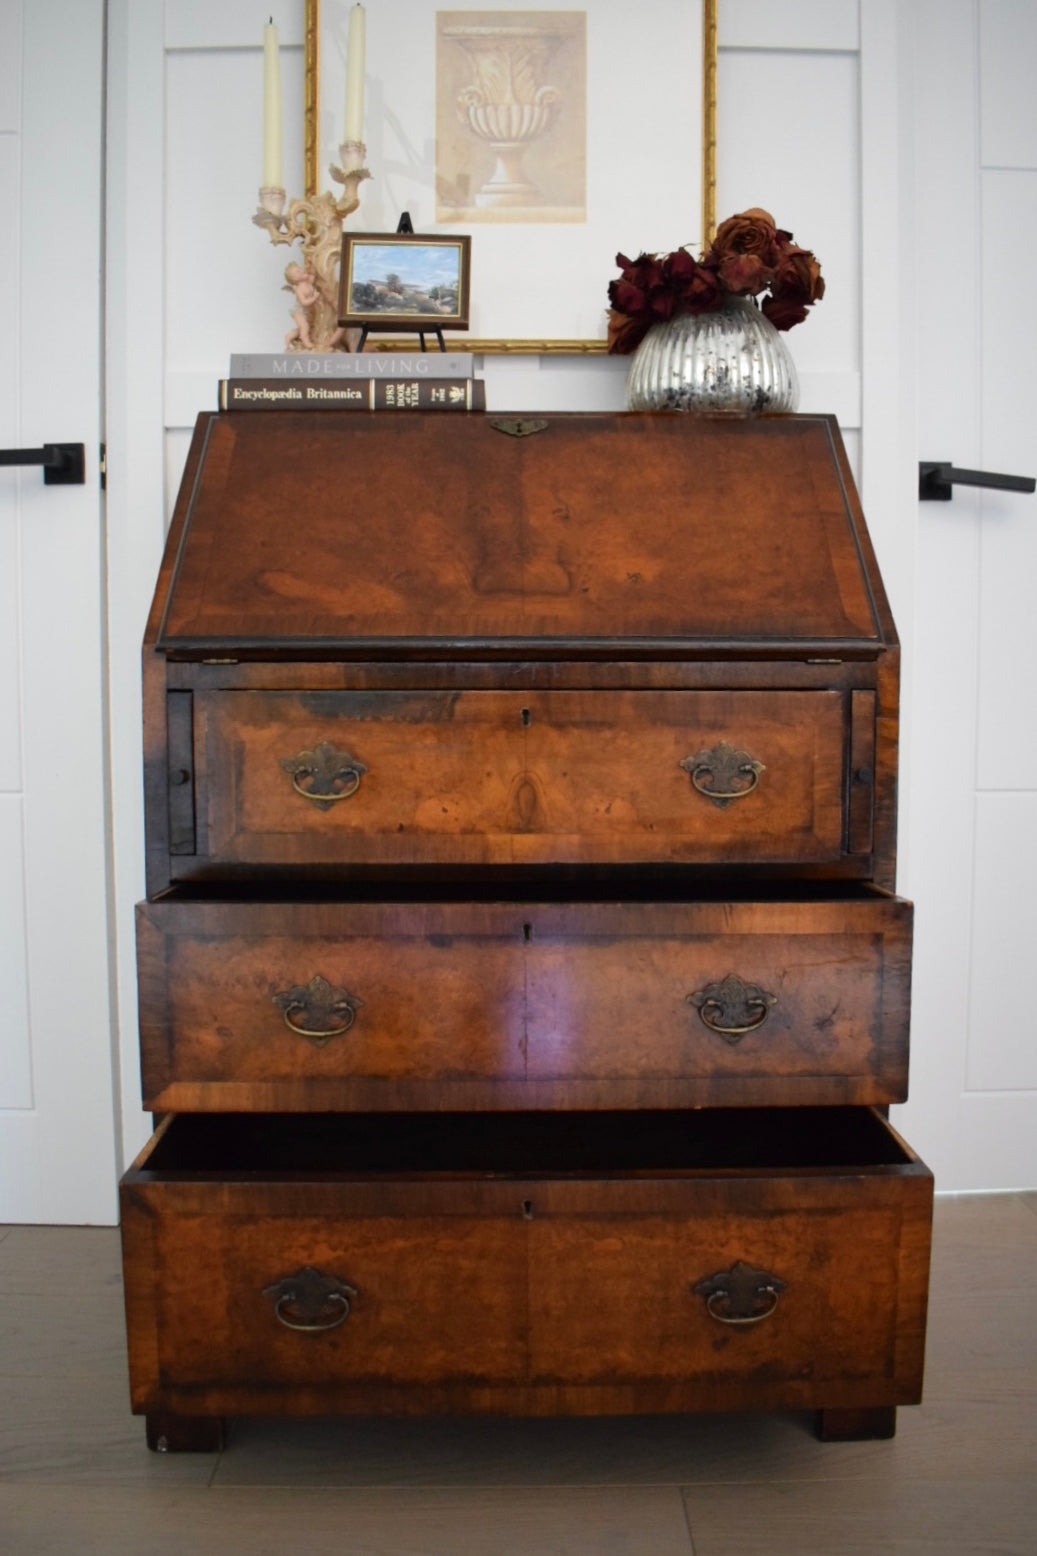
[252,142,370,353]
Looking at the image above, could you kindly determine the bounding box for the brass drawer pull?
[693,1261,786,1325]
[688,974,777,1043]
[263,1266,358,1333]
[273,975,361,1046]
[680,741,765,807]
[280,741,368,809]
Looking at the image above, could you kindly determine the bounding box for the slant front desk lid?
[155,412,892,657]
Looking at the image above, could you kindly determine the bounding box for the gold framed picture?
[338,233,472,331]
[311,0,714,350]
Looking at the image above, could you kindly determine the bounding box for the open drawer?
[137,887,912,1112]
[120,1107,932,1445]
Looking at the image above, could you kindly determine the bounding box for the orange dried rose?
[707,208,783,275]
[761,246,826,331]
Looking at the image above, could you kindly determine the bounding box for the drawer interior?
[154,879,901,906]
[138,1107,915,1179]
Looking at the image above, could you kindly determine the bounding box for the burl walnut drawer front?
[137,893,911,1112]
[120,1109,932,1422]
[181,687,863,875]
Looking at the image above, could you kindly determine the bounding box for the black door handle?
[0,443,85,485]
[919,461,1035,501]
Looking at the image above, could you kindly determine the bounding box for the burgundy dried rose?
[609,252,673,322]
[676,261,723,315]
[606,251,671,352]
[607,247,724,354]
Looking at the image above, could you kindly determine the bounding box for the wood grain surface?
[190,687,852,870]
[136,893,912,1111]
[156,414,891,653]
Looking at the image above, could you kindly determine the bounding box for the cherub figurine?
[283,262,320,351]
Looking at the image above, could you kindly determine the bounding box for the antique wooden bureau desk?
[120,409,932,1451]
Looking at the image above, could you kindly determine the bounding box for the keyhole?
[521,707,532,727]
[521,1199,534,1220]
[523,922,533,942]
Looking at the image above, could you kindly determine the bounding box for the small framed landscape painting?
[337,233,472,330]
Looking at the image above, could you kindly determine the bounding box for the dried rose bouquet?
[607,208,824,354]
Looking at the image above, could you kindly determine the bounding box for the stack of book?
[218,352,485,412]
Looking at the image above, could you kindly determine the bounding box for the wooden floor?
[1,1192,1035,1555]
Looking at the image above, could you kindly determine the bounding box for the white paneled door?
[896,0,1037,1189]
[0,1,118,1221]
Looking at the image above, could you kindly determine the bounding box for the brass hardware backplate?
[680,740,765,808]
[693,1260,787,1324]
[281,741,368,809]
[688,974,777,1042]
[273,974,361,1045]
[263,1266,358,1332]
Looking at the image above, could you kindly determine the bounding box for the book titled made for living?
[219,378,485,411]
[229,352,475,379]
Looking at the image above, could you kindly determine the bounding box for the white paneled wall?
[720,0,858,52]
[0,804,31,1110]
[0,92,22,825]
[885,0,1037,1191]
[968,797,1037,1092]
[0,0,30,1118]
[965,1,1037,1146]
[163,31,306,426]
[970,148,1037,1113]
[979,0,1037,167]
[3,0,118,1222]
[977,165,1037,785]
[718,34,862,432]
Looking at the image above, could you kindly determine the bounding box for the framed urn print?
[434,12,587,225]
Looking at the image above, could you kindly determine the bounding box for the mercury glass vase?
[626,296,799,414]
